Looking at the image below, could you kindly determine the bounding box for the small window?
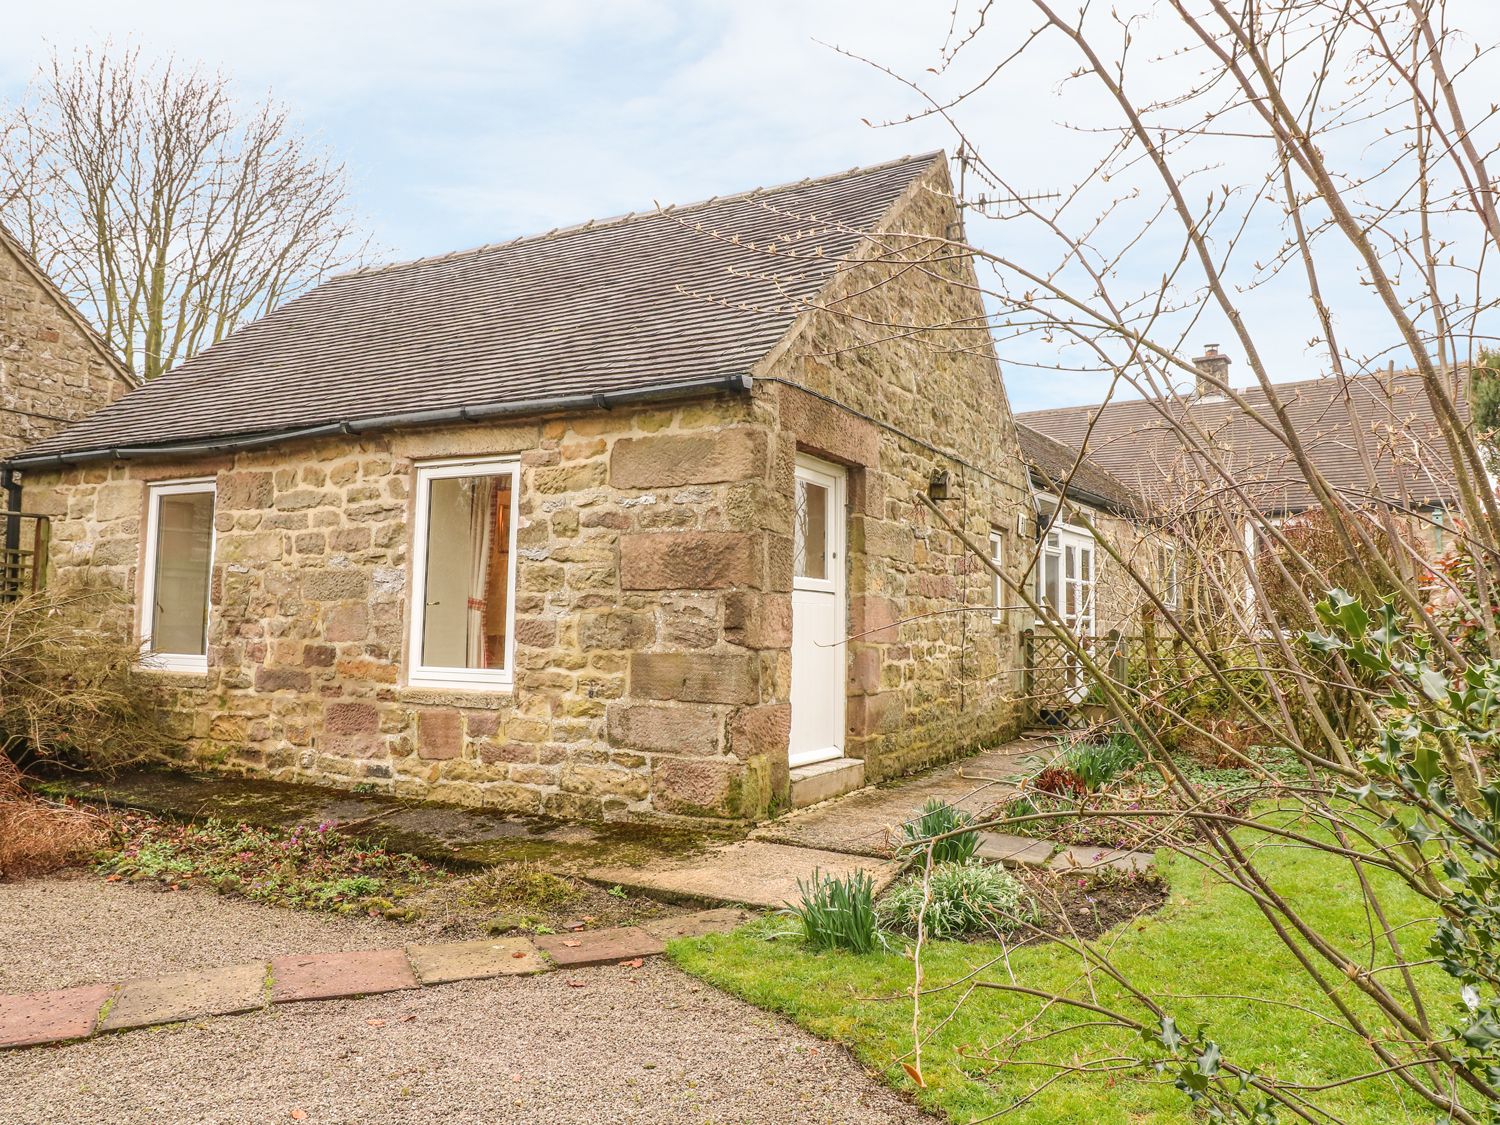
[1161,542,1180,610]
[988,530,1005,624]
[141,479,216,672]
[408,457,520,690]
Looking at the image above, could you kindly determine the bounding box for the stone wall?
[25,394,794,822]
[751,158,1032,782]
[0,235,133,459]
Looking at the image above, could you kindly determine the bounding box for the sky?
[2,1,1496,412]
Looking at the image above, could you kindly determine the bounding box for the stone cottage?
[8,153,1037,822]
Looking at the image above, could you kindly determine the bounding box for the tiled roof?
[1015,422,1143,515]
[1018,369,1469,514]
[19,153,943,460]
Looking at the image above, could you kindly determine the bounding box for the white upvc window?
[408,456,521,691]
[988,529,1005,624]
[1160,541,1180,610]
[140,479,217,672]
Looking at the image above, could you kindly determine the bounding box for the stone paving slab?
[0,984,114,1048]
[750,739,1042,858]
[1048,845,1154,874]
[640,907,755,941]
[405,937,546,984]
[269,949,419,1004]
[535,926,665,967]
[589,840,900,910]
[99,963,267,1032]
[975,831,1057,868]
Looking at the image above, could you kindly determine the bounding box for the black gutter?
[1027,469,1139,521]
[5,373,753,470]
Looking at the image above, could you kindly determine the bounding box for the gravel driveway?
[0,876,932,1124]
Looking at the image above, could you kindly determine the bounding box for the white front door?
[789,455,847,768]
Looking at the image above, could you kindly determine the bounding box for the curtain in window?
[465,477,497,667]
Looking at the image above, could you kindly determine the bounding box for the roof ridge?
[1015,365,1439,420]
[334,151,945,280]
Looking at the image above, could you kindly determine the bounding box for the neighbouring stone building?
[0,222,135,461]
[10,153,1041,822]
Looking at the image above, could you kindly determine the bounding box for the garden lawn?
[670,819,1454,1124]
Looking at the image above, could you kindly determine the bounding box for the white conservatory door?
[1037,525,1097,702]
[789,455,847,768]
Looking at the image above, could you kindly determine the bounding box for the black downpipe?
[1,466,20,597]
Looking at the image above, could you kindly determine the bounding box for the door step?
[789,758,865,809]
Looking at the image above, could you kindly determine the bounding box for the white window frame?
[139,478,217,673]
[407,455,521,692]
[1160,540,1180,610]
[988,529,1005,624]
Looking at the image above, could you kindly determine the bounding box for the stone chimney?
[1192,344,1231,398]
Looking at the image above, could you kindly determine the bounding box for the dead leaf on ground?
[901,1062,927,1088]
[561,940,582,947]
[290,1110,308,1121]
[566,979,586,988]
[365,1018,387,1028]
[624,958,644,969]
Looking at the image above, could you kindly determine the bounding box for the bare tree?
[0,46,368,379]
[715,1,1500,1120]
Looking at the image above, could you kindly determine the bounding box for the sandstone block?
[609,428,766,488]
[419,709,463,760]
[324,602,369,642]
[577,609,654,651]
[620,531,759,590]
[630,652,759,705]
[606,701,720,755]
[727,703,790,761]
[303,569,371,601]
[218,471,274,511]
[255,666,311,693]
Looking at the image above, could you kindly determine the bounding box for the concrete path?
[590,840,902,909]
[750,738,1046,858]
[0,909,748,1050]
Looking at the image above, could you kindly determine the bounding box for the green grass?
[670,816,1454,1124]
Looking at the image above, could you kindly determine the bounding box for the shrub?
[896,797,981,865]
[1030,765,1088,800]
[877,861,1034,939]
[1063,733,1142,791]
[0,586,173,771]
[788,869,878,953]
[0,757,106,879]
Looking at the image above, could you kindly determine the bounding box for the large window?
[1035,525,1096,636]
[408,457,520,690]
[141,479,216,672]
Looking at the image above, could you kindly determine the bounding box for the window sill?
[134,664,210,685]
[396,685,515,710]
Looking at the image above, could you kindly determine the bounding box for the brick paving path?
[0,908,749,1051]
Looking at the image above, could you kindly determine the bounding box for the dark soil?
[1015,867,1169,943]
